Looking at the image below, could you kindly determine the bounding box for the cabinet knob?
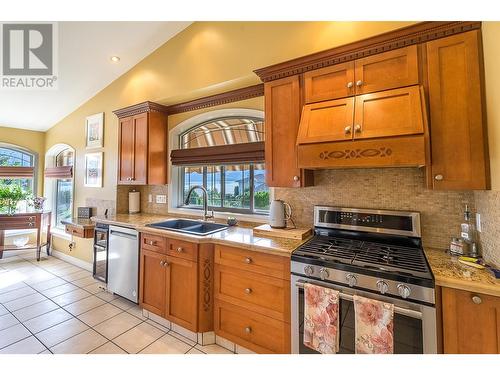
[356,80,363,87]
[244,288,252,294]
[293,175,299,182]
[346,81,353,88]
[176,247,183,253]
[159,260,165,266]
[344,126,352,134]
[354,124,362,133]
[472,295,482,304]
[434,174,444,181]
[245,327,252,334]
[244,257,252,264]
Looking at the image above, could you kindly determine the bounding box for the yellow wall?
[45,21,415,262]
[482,22,500,190]
[0,126,45,195]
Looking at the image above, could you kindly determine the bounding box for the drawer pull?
[244,257,252,264]
[176,247,183,253]
[244,326,252,334]
[28,216,34,221]
[356,80,363,87]
[346,81,353,88]
[472,295,482,304]
[149,240,156,246]
[28,222,34,227]
[244,288,252,294]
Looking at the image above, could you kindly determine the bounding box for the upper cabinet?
[426,30,490,190]
[255,22,490,190]
[113,102,169,185]
[264,76,313,188]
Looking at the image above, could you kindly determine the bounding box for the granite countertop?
[60,217,96,229]
[92,213,310,257]
[425,247,500,297]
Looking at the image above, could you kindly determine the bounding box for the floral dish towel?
[303,283,340,354]
[353,295,394,354]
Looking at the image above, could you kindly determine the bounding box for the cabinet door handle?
[356,80,363,87]
[244,326,252,334]
[434,174,444,181]
[346,81,353,88]
[149,240,156,246]
[293,175,299,182]
[344,126,352,134]
[472,295,482,304]
[244,288,252,294]
[354,124,362,133]
[176,247,183,253]
[244,257,252,264]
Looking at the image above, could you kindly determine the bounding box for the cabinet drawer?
[0,215,38,230]
[167,238,198,261]
[141,233,167,253]
[65,225,83,237]
[304,61,355,103]
[215,265,290,322]
[214,245,289,280]
[214,300,290,354]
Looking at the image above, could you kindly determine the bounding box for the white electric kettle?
[269,199,292,228]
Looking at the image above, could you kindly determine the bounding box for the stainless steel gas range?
[291,206,437,354]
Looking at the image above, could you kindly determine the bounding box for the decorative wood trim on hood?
[166,84,264,115]
[254,21,481,82]
[113,101,169,119]
[170,141,265,165]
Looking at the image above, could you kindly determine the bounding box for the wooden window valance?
[0,166,34,178]
[44,166,73,179]
[170,142,265,166]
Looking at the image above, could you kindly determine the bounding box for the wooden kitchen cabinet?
[139,249,167,317]
[426,30,490,190]
[297,97,354,144]
[353,85,425,140]
[304,61,355,103]
[139,233,214,333]
[114,101,169,185]
[354,45,419,95]
[214,245,291,354]
[165,255,198,331]
[264,76,313,188]
[441,287,500,354]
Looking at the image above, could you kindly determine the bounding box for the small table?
[0,211,52,261]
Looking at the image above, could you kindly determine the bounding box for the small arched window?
[171,115,269,215]
[0,144,37,197]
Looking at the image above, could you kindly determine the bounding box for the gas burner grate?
[293,235,361,262]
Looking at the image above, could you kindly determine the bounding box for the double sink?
[146,218,228,236]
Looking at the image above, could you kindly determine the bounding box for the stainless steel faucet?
[184,185,214,221]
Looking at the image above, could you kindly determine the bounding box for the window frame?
[0,143,38,195]
[180,163,269,215]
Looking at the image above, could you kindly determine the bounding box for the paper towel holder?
[129,190,141,214]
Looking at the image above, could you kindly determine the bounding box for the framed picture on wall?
[84,152,103,187]
[85,112,104,149]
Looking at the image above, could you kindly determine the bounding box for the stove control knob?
[397,284,411,299]
[376,280,389,295]
[319,268,329,280]
[345,273,357,288]
[304,265,314,277]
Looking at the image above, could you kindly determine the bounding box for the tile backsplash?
[474,190,500,267]
[117,185,168,215]
[274,168,475,250]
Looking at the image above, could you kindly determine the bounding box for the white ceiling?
[0,21,192,131]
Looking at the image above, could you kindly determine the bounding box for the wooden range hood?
[295,45,429,170]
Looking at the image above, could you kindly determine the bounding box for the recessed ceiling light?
[110,56,120,62]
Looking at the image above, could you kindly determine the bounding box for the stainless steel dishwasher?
[108,225,139,303]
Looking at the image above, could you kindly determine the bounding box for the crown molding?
[113,101,169,118]
[166,84,264,115]
[254,21,482,82]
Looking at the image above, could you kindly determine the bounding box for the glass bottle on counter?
[460,204,479,258]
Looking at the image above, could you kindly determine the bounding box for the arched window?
[171,114,269,215]
[0,143,37,198]
[44,144,75,230]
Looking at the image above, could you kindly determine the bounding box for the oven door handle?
[295,280,423,320]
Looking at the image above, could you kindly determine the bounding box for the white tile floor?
[0,252,233,354]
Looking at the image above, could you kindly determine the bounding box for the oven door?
[291,274,437,354]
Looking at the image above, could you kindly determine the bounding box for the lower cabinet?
[441,287,500,354]
[214,245,291,354]
[139,234,213,333]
